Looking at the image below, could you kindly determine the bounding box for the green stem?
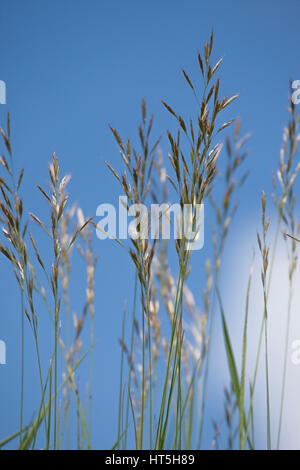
[54,298,58,449]
[118,307,126,449]
[264,314,271,449]
[124,270,138,449]
[19,290,24,447]
[244,213,282,448]
[277,281,293,449]
[147,294,153,449]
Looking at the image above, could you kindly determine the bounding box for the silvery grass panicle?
[196,118,250,449]
[0,115,94,449]
[106,100,160,449]
[162,31,238,259]
[0,113,32,446]
[210,119,250,264]
[30,152,93,449]
[151,151,213,448]
[154,32,239,450]
[58,206,97,449]
[257,191,271,449]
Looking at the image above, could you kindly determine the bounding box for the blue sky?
[0,0,300,449]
